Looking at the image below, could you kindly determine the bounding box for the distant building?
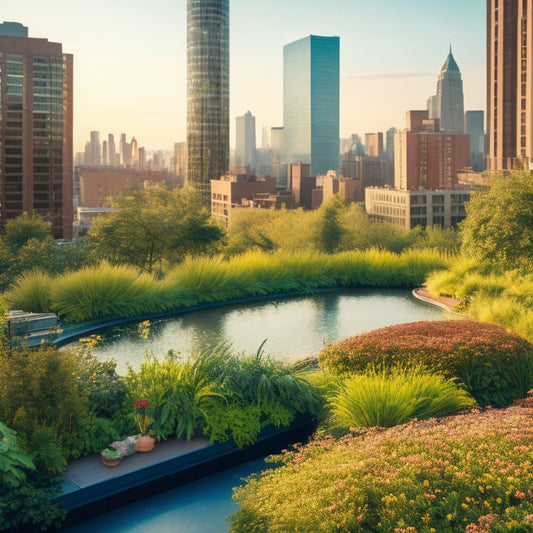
[365,133,384,158]
[427,48,465,134]
[395,110,470,190]
[0,22,73,239]
[365,187,470,230]
[283,34,340,176]
[385,127,397,162]
[211,171,277,225]
[174,142,187,179]
[465,110,485,172]
[487,0,533,170]
[235,111,256,169]
[187,0,230,205]
[78,168,181,207]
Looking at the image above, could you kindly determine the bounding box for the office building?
[395,111,470,190]
[465,110,485,171]
[174,141,187,178]
[487,0,533,170]
[0,22,73,238]
[427,48,465,134]
[235,111,256,169]
[283,34,339,176]
[187,0,230,205]
[365,132,384,158]
[365,187,470,230]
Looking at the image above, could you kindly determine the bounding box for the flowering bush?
[318,320,533,407]
[133,399,152,435]
[230,405,533,532]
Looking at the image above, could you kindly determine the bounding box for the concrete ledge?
[55,415,315,527]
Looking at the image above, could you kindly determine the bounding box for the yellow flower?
[447,514,453,521]
[423,480,430,487]
[462,503,469,509]
[496,497,502,504]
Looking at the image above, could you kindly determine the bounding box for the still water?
[86,289,445,374]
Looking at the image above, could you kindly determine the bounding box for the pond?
[79,288,446,374]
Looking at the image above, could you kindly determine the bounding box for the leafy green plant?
[319,320,533,407]
[0,421,35,487]
[327,367,476,430]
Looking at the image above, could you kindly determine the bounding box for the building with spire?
[427,48,465,134]
[487,0,533,171]
[186,0,230,206]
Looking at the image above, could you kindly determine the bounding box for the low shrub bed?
[318,320,533,407]
[230,405,533,532]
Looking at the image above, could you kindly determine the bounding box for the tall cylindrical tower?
[186,0,229,206]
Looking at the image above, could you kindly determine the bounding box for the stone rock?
[110,436,138,457]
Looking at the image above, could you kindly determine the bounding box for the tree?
[460,171,533,273]
[88,187,224,274]
[314,195,346,254]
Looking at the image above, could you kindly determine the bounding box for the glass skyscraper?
[283,35,340,177]
[186,0,229,206]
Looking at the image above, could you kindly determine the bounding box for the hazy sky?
[3,0,486,153]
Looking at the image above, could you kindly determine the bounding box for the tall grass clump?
[319,320,533,407]
[4,270,53,313]
[51,262,163,322]
[327,366,475,430]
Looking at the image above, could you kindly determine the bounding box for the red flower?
[135,399,149,410]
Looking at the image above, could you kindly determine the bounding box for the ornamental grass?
[230,405,533,532]
[328,367,476,429]
[319,320,533,407]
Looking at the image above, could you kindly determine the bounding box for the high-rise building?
[187,0,230,205]
[89,131,101,166]
[174,141,187,178]
[427,48,465,134]
[108,134,117,167]
[465,110,486,172]
[487,0,533,171]
[235,111,256,169]
[365,132,384,158]
[0,22,73,238]
[395,110,470,190]
[283,34,340,176]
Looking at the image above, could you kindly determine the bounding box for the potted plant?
[134,399,155,452]
[101,445,121,467]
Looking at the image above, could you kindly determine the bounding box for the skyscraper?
[487,0,533,171]
[187,0,230,205]
[283,35,340,176]
[427,48,465,134]
[0,22,73,239]
[235,111,256,169]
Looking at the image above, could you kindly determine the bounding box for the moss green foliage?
[327,367,476,430]
[319,320,533,407]
[230,405,533,532]
[460,171,533,274]
[124,344,320,448]
[6,248,450,323]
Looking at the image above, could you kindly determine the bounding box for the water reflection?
[79,289,445,374]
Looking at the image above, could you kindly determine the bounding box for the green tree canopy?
[460,171,533,273]
[88,187,224,273]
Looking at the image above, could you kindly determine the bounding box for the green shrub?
[0,345,91,462]
[4,270,53,313]
[327,366,476,430]
[51,262,163,321]
[230,406,533,532]
[319,320,533,407]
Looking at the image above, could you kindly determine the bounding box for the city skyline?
[2,0,485,154]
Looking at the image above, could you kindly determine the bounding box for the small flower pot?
[136,434,155,452]
[101,446,121,467]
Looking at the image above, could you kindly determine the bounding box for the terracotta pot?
[101,455,120,467]
[136,434,155,452]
